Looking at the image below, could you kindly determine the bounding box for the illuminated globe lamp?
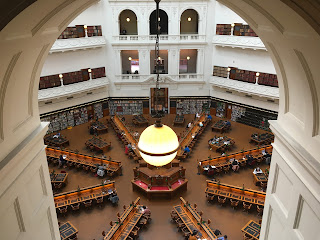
[138,119,179,167]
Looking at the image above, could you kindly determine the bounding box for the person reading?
[184,146,190,153]
[253,167,263,174]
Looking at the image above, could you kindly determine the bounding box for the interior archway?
[149,9,168,35]
[180,9,199,34]
[119,9,138,35]
[0,0,319,239]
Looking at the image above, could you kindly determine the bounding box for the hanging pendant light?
[138,0,179,167]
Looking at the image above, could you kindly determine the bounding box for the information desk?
[85,137,111,152]
[54,182,116,209]
[177,113,207,159]
[44,134,69,147]
[104,197,146,240]
[253,172,268,186]
[174,114,185,125]
[173,197,217,240]
[211,120,228,133]
[112,115,141,159]
[90,120,108,135]
[132,115,148,126]
[205,180,266,207]
[241,220,261,240]
[59,221,78,240]
[50,171,68,185]
[46,148,122,176]
[198,145,273,174]
[250,133,274,146]
[208,136,235,152]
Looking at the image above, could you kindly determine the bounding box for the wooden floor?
[50,114,270,240]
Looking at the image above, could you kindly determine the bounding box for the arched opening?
[119,9,138,35]
[149,9,168,35]
[180,9,199,34]
[1,1,320,240]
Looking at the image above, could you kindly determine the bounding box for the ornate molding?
[38,77,109,101]
[50,36,106,53]
[211,76,279,99]
[112,35,206,45]
[213,35,266,50]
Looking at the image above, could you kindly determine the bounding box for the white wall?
[215,1,247,24]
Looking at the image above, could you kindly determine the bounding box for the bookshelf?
[229,67,256,84]
[39,74,61,90]
[91,67,106,79]
[94,103,103,119]
[175,98,210,115]
[213,66,228,78]
[216,102,226,118]
[87,25,102,37]
[233,23,258,37]
[109,100,143,115]
[63,71,83,85]
[231,105,246,121]
[58,25,103,39]
[216,24,232,35]
[150,88,168,114]
[258,73,278,87]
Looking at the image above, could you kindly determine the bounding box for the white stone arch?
[1,1,320,239]
[179,7,200,35]
[147,6,170,35]
[117,8,139,35]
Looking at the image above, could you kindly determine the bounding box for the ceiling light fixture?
[128,56,132,61]
[187,17,192,22]
[126,17,130,22]
[187,56,190,60]
[138,0,179,167]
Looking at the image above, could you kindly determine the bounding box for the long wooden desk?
[173,197,217,240]
[174,115,185,125]
[211,120,228,133]
[208,136,235,152]
[59,221,78,240]
[91,120,108,135]
[54,182,116,209]
[46,147,122,176]
[198,145,273,174]
[50,171,68,185]
[132,115,148,126]
[44,134,69,147]
[112,115,141,159]
[177,113,207,159]
[205,180,266,207]
[86,137,111,152]
[104,197,145,240]
[253,172,268,186]
[241,220,261,240]
[250,133,274,146]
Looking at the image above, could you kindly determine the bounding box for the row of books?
[231,105,246,122]
[109,100,143,115]
[216,23,258,37]
[58,25,102,39]
[213,66,228,78]
[39,67,106,90]
[176,99,210,115]
[216,24,232,35]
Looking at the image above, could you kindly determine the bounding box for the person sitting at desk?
[53,132,61,138]
[246,154,255,167]
[265,152,271,165]
[225,120,231,127]
[186,122,192,128]
[184,146,190,154]
[231,159,239,172]
[89,126,94,135]
[109,193,119,205]
[253,167,263,174]
[133,131,139,138]
[217,235,228,240]
[59,154,66,167]
[127,143,132,151]
[97,166,105,177]
[141,206,151,215]
[207,114,212,121]
[199,121,203,127]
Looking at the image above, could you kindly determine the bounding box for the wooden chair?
[170,211,179,221]
[215,167,223,175]
[71,203,80,211]
[230,199,239,210]
[257,205,264,216]
[256,156,263,165]
[260,182,267,192]
[240,160,246,168]
[83,200,92,209]
[95,197,104,207]
[206,194,215,203]
[243,233,253,240]
[58,206,68,217]
[53,182,63,190]
[223,165,230,174]
[130,226,140,238]
[66,161,74,168]
[68,235,78,240]
[243,202,252,213]
[90,166,97,174]
[217,196,227,207]
[175,218,185,230]
[83,165,90,172]
[181,226,191,238]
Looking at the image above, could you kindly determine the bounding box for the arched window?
[149,9,168,35]
[180,9,198,34]
[119,10,138,35]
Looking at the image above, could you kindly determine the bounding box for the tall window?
[149,9,168,35]
[121,50,139,74]
[119,10,138,35]
[180,9,199,34]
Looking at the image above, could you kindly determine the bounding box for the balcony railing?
[210,76,279,99]
[38,77,109,101]
[112,35,206,44]
[50,36,107,53]
[213,35,266,50]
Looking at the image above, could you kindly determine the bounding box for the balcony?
[112,35,206,45]
[50,36,107,53]
[210,76,279,99]
[213,35,266,50]
[38,77,109,101]
[114,74,205,89]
